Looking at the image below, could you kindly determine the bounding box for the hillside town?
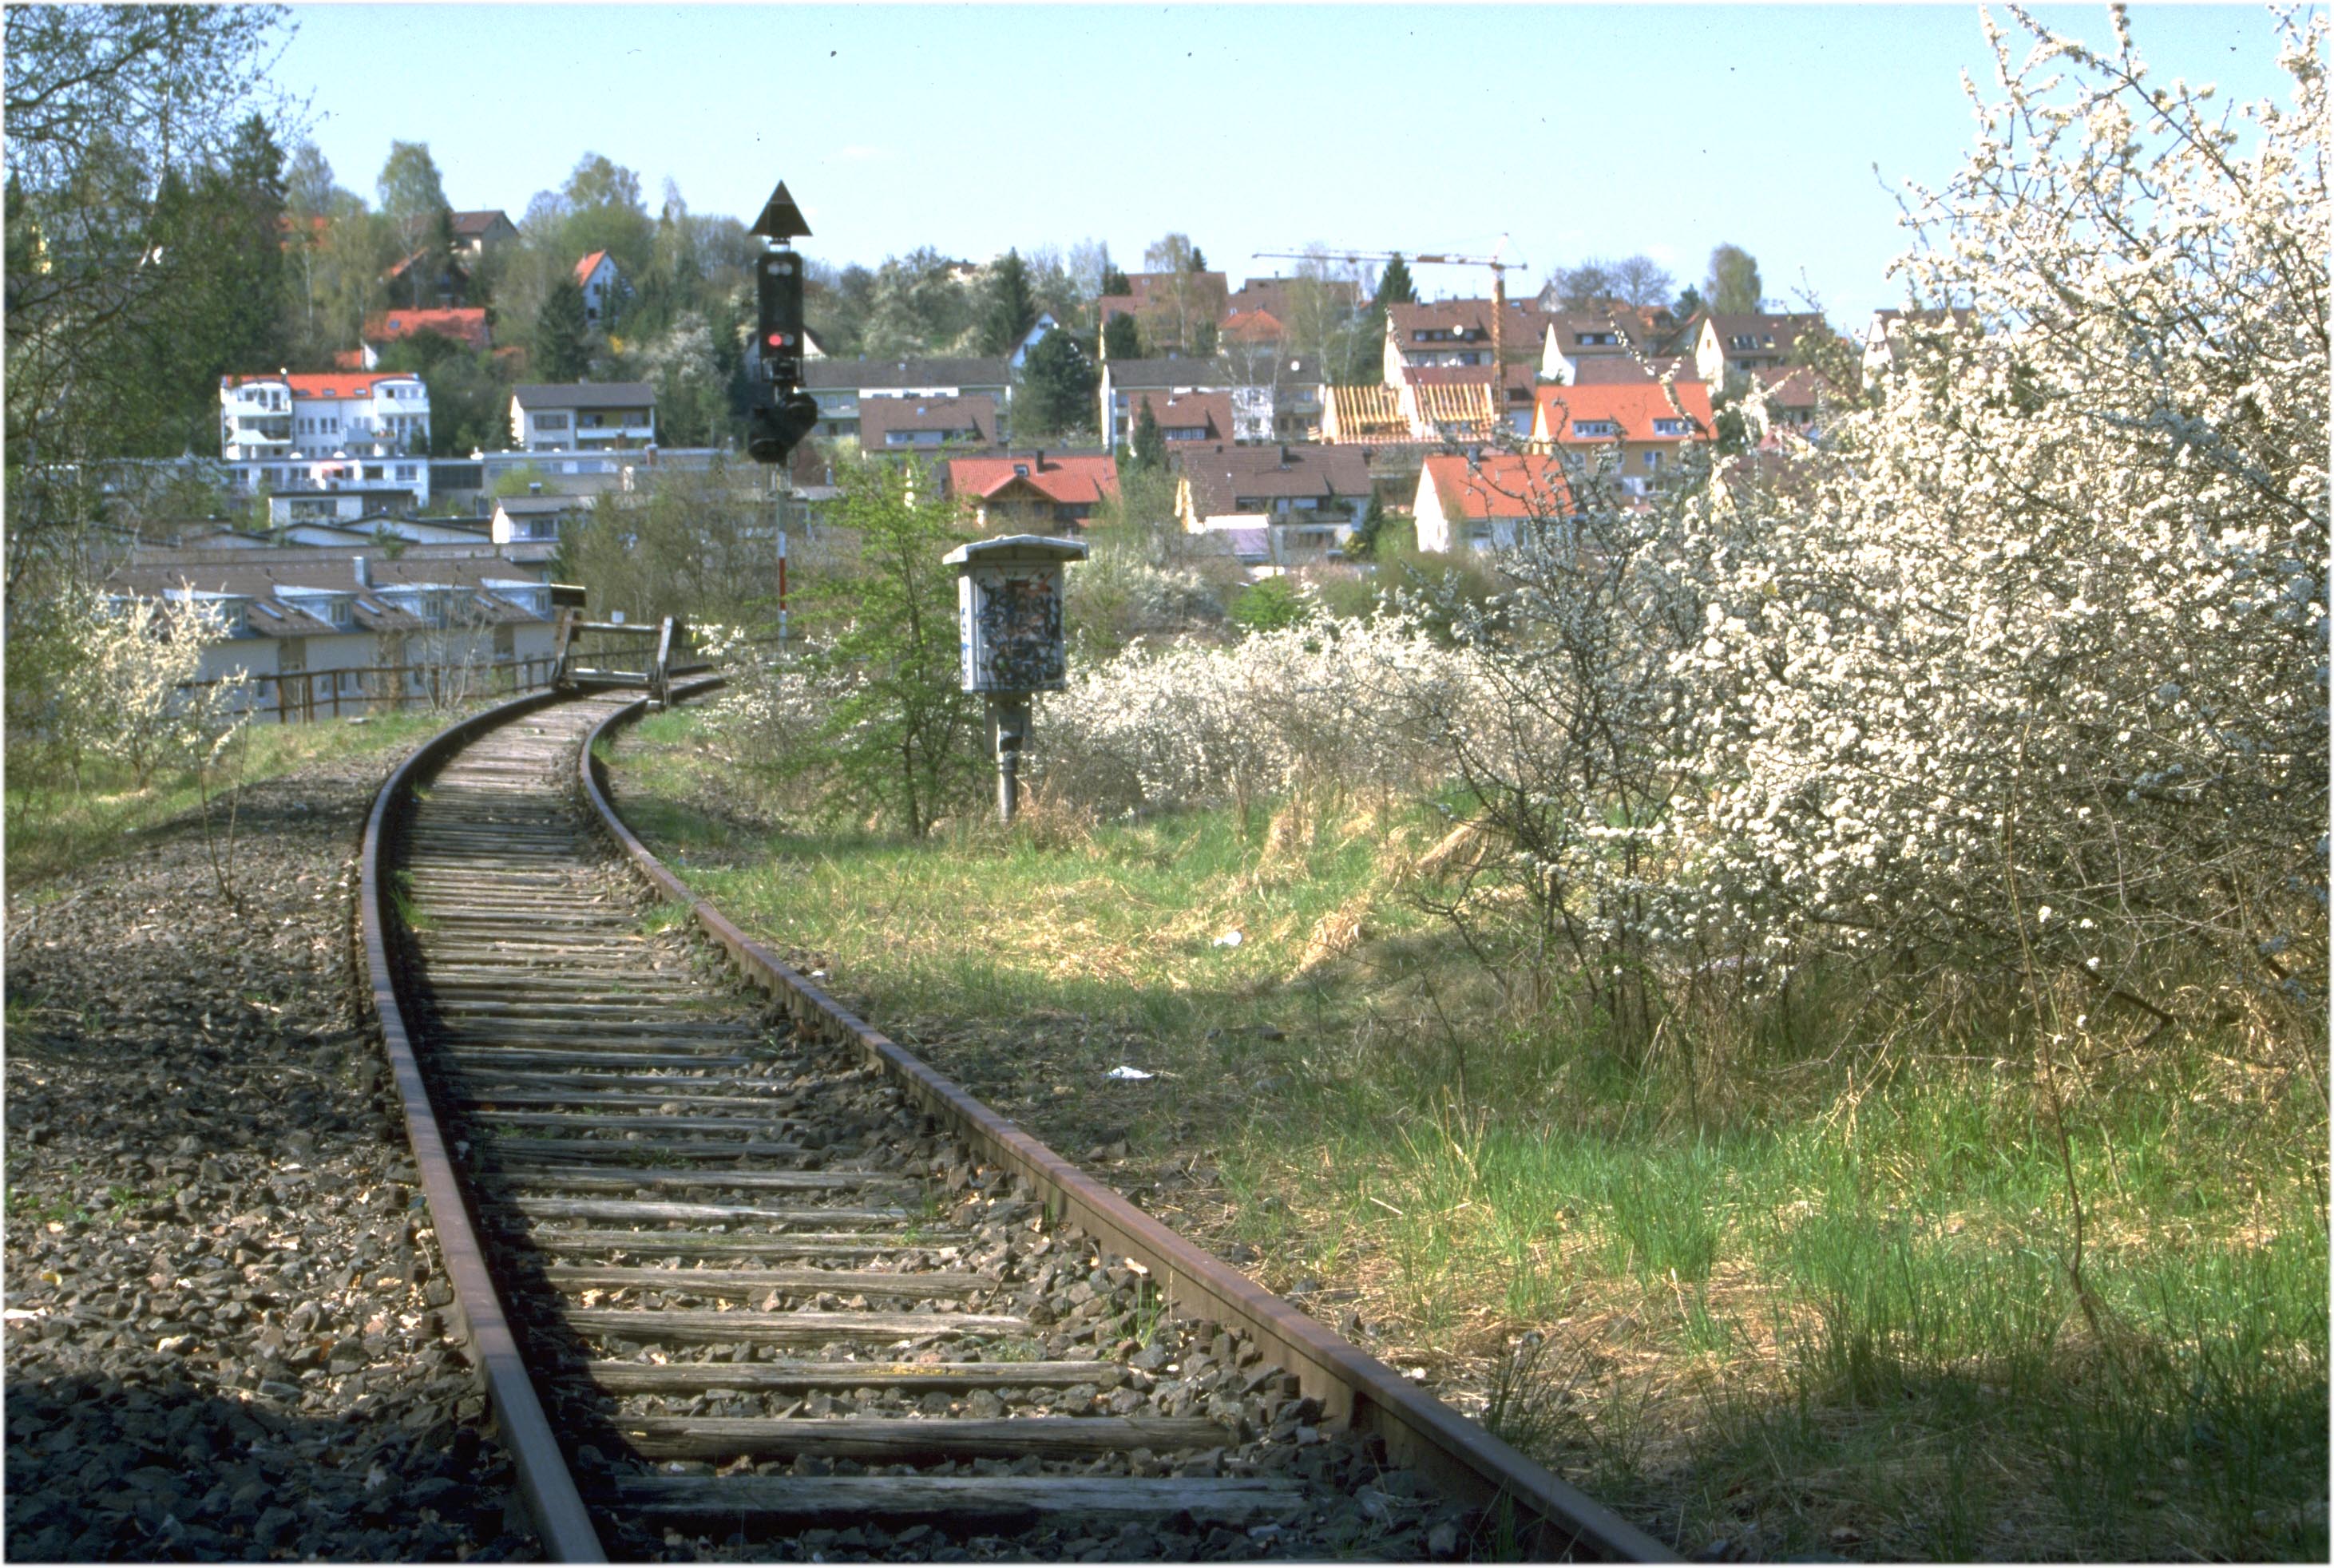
[24,132,1920,705]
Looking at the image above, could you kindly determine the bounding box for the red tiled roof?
[331,350,367,370]
[945,453,1120,507]
[1532,380,1715,444]
[1422,453,1571,521]
[575,250,612,284]
[230,372,418,399]
[1223,308,1284,343]
[364,307,490,352]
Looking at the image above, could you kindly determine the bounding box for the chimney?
[1279,444,1292,469]
[1034,449,1045,471]
[354,556,370,588]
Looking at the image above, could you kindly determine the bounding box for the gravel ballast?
[5,749,541,1562]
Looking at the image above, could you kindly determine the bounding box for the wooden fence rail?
[177,656,563,724]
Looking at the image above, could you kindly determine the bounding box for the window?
[1643,450,1662,470]
[1575,332,1616,346]
[1651,418,1691,437]
[1571,419,1619,438]
[395,465,416,481]
[537,413,570,431]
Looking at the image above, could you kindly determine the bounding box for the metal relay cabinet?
[943,534,1088,822]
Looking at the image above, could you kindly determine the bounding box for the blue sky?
[272,4,2304,324]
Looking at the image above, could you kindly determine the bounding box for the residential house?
[1860,307,1979,382]
[1746,365,1826,439]
[802,358,1012,441]
[1550,352,1699,387]
[489,495,581,545]
[353,307,491,370]
[1528,380,1715,492]
[220,371,434,505]
[1097,358,1234,451]
[1225,275,1361,323]
[104,544,561,706]
[944,451,1119,531]
[385,247,469,309]
[1223,308,1285,345]
[1413,452,1571,552]
[1171,442,1372,557]
[265,489,440,529]
[450,210,518,258]
[1692,313,1825,386]
[1096,269,1231,355]
[1384,298,1555,382]
[1214,347,1326,442]
[1125,390,1231,453]
[857,394,999,453]
[575,251,621,324]
[1398,363,1539,440]
[509,382,656,451]
[1007,314,1058,370]
[1321,384,1410,445]
[1538,307,1682,382]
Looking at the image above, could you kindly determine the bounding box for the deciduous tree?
[1704,244,1761,312]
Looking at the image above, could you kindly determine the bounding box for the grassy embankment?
[5,711,451,885]
[608,703,2328,1563]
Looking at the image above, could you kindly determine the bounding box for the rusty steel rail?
[358,687,608,1562]
[580,685,1672,1563]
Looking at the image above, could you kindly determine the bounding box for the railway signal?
[747,180,818,466]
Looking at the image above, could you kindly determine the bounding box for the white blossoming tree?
[1673,6,2328,1039]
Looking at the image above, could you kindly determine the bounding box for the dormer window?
[1730,335,1759,350]
[1571,419,1619,438]
[1651,418,1692,437]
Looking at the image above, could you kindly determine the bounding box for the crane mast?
[1254,244,1524,433]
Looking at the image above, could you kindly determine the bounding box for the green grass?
[605,706,2330,1562]
[5,710,450,885]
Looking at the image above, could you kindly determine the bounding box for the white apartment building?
[509,382,656,452]
[219,371,434,505]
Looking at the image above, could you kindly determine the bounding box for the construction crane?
[1253,242,1528,393]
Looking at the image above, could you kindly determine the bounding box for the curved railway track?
[359,686,1670,1562]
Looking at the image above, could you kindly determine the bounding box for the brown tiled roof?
[1389,298,1555,359]
[1751,365,1826,407]
[857,394,998,447]
[1225,276,1361,319]
[241,600,338,638]
[1567,354,1698,386]
[1171,442,1371,520]
[1132,390,1230,441]
[1705,313,1825,357]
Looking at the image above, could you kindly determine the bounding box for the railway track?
[359,687,1670,1562]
